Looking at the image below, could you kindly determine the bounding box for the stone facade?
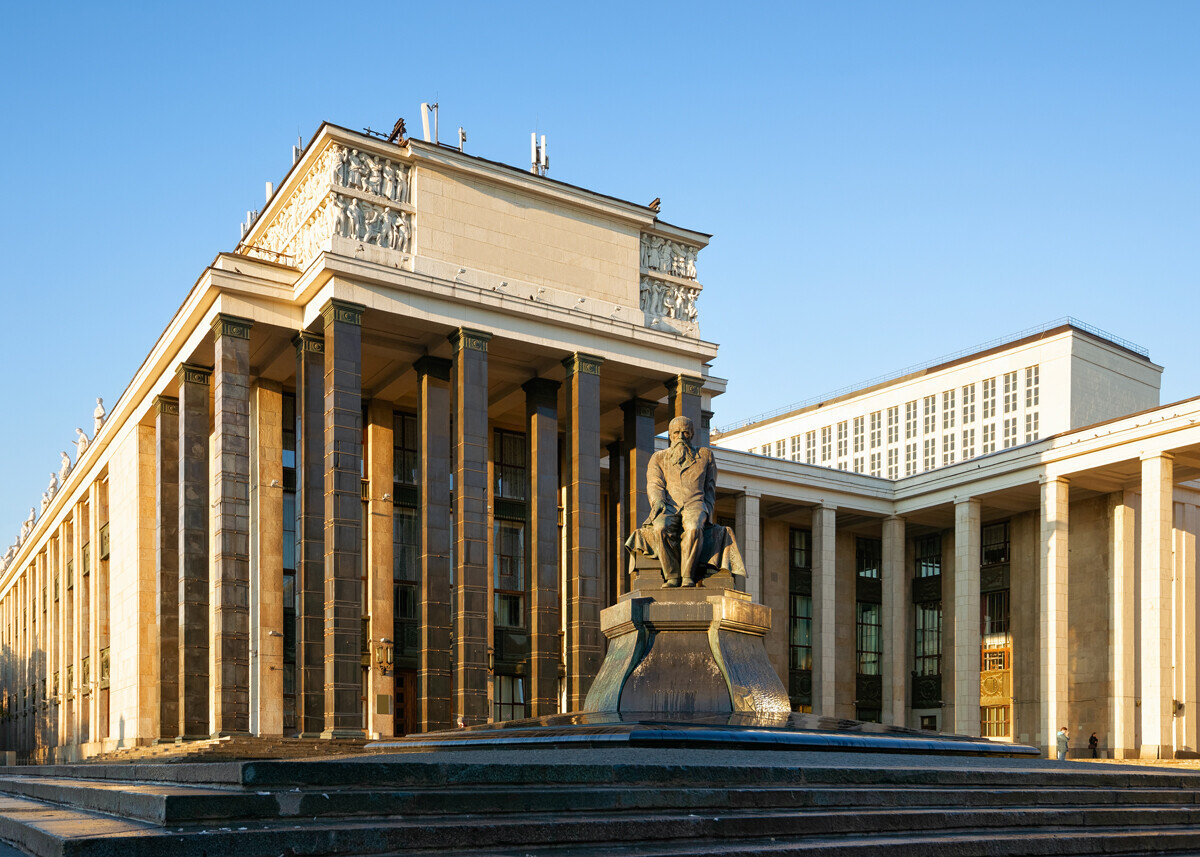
[3,121,1200,766]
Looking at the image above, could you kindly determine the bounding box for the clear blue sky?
[1,2,1198,538]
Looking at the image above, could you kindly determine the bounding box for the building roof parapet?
[714,317,1154,436]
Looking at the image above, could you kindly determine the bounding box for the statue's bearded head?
[668,416,696,467]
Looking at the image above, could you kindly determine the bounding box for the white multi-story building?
[714,320,1162,478]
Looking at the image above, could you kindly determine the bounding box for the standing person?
[1056,726,1069,761]
[1089,732,1099,758]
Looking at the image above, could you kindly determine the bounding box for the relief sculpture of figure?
[625,416,744,587]
[346,149,365,191]
[364,207,387,246]
[382,163,397,201]
[391,213,410,252]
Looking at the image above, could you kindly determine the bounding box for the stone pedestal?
[585,569,789,718]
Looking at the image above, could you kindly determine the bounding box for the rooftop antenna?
[292,133,303,164]
[458,125,467,152]
[531,133,549,176]
[420,102,439,144]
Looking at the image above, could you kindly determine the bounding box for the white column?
[882,515,907,727]
[1174,502,1197,754]
[1109,491,1136,758]
[1140,453,1174,759]
[811,504,837,717]
[734,492,762,602]
[953,498,980,737]
[1040,477,1069,756]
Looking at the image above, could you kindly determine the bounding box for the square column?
[71,502,83,744]
[665,374,702,429]
[55,532,66,746]
[87,482,102,744]
[415,356,453,731]
[563,353,604,709]
[211,314,254,736]
[523,377,561,716]
[811,504,837,717]
[882,515,907,727]
[321,299,366,739]
[952,498,981,737]
[1140,453,1174,759]
[365,398,395,738]
[1109,491,1137,758]
[294,331,325,735]
[734,492,762,602]
[450,329,491,726]
[251,381,284,736]
[606,440,625,602]
[177,363,211,739]
[1039,477,1069,755]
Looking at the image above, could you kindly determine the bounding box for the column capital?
[1140,451,1175,462]
[883,514,904,523]
[320,299,365,327]
[210,314,253,341]
[953,495,980,507]
[738,488,762,500]
[665,374,703,397]
[153,395,179,415]
[562,352,604,376]
[814,502,837,513]
[414,355,452,382]
[176,363,212,386]
[620,397,657,419]
[1039,474,1070,486]
[449,327,491,353]
[521,376,560,405]
[293,331,325,354]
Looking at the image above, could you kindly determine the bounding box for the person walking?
[1056,726,1069,761]
[1089,732,1099,758]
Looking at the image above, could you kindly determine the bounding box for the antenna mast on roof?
[421,102,439,144]
[530,132,548,176]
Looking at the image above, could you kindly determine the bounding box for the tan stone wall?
[105,423,157,747]
[761,520,790,683]
[1067,495,1113,750]
[416,168,640,307]
[1010,510,1039,747]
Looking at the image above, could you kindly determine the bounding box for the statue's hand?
[642,502,666,528]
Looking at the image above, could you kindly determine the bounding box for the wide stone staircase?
[3,747,1200,855]
[71,735,373,764]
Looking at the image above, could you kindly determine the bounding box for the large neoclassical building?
[0,120,1197,762]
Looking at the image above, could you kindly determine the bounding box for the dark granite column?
[563,353,604,709]
[666,375,703,430]
[211,314,253,736]
[294,331,325,735]
[321,300,366,738]
[450,328,491,726]
[700,408,713,449]
[523,377,561,717]
[622,398,657,545]
[416,356,453,732]
[606,440,625,602]
[177,363,210,739]
[154,395,179,741]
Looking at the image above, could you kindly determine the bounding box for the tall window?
[982,378,996,418]
[1003,371,1018,413]
[393,412,418,487]
[853,455,864,473]
[869,411,881,449]
[942,390,955,429]
[982,423,997,454]
[942,432,955,465]
[856,602,881,675]
[837,421,848,459]
[1025,412,1039,443]
[905,401,918,439]
[915,535,941,577]
[905,442,917,476]
[821,426,832,462]
[982,522,1010,565]
[853,417,864,454]
[887,447,898,479]
[790,528,811,569]
[923,438,936,471]
[805,431,816,464]
[494,674,527,721]
[887,406,899,444]
[789,594,812,671]
[962,384,976,424]
[869,452,881,477]
[790,435,802,461]
[282,393,298,732]
[1025,365,1040,407]
[914,602,942,676]
[776,439,785,459]
[982,590,1011,667]
[962,427,976,460]
[493,430,527,628]
[760,444,769,456]
[393,412,420,626]
[923,395,937,434]
[1002,417,1017,449]
[856,537,881,579]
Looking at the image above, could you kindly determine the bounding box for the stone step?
[9,790,1200,857]
[5,773,1200,824]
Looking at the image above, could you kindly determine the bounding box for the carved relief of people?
[640,277,652,312]
[94,397,106,435]
[685,247,698,280]
[364,208,387,246]
[368,160,384,197]
[685,288,699,322]
[333,146,349,186]
[58,452,71,483]
[346,149,366,191]
[393,213,410,252]
[75,427,89,457]
[395,167,409,203]
[383,164,397,201]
